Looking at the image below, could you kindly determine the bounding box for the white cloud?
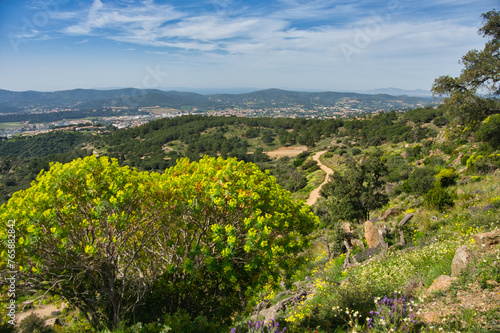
[60,0,185,37]
[13,0,488,91]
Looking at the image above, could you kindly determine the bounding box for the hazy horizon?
[0,86,435,97]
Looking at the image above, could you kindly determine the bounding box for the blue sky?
[0,0,497,93]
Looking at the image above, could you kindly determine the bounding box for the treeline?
[103,115,344,170]
[103,110,441,164]
[0,131,89,158]
[0,108,141,124]
[0,132,93,202]
[0,149,93,203]
[0,109,446,203]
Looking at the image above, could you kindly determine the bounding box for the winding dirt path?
[306,151,334,206]
[16,303,66,324]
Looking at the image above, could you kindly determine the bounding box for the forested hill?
[0,88,437,112]
[0,108,444,203]
[207,89,434,108]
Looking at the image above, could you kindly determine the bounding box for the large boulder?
[472,229,500,251]
[340,222,351,233]
[380,207,400,220]
[451,245,473,277]
[426,275,457,295]
[364,221,380,248]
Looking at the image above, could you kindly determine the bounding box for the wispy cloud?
[60,0,185,37]
[49,0,486,62]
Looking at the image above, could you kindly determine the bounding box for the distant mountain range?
[0,88,439,113]
[359,88,433,97]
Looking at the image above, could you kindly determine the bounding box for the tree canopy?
[320,156,388,224]
[432,10,500,129]
[0,155,317,329]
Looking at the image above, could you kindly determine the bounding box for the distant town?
[0,102,434,139]
[0,88,438,138]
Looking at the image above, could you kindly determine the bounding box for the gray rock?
[451,245,473,277]
[340,222,351,233]
[256,290,308,323]
[381,207,400,220]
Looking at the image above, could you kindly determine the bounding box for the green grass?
[292,168,326,201]
[254,164,500,333]
[0,122,25,129]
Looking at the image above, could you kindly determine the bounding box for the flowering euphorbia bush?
[367,292,419,332]
[0,156,317,329]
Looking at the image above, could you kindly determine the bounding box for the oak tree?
[432,10,500,130]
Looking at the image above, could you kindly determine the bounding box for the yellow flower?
[84,244,95,254]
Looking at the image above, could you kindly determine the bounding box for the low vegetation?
[0,9,499,333]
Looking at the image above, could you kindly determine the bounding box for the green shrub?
[336,148,348,156]
[470,175,482,182]
[351,148,362,156]
[467,153,500,174]
[402,167,436,196]
[161,309,222,333]
[386,155,412,182]
[425,182,455,212]
[404,144,422,161]
[293,151,310,167]
[461,154,470,166]
[435,167,458,188]
[0,323,16,333]
[301,160,319,173]
[433,116,449,126]
[19,314,55,333]
[423,155,446,168]
[476,114,500,149]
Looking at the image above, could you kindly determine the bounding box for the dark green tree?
[402,167,437,196]
[320,156,389,223]
[432,10,500,130]
[476,113,500,149]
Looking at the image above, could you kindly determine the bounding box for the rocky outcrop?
[397,213,414,246]
[254,289,308,322]
[451,245,474,277]
[472,229,500,251]
[340,222,351,233]
[380,207,400,220]
[364,221,380,248]
[427,275,457,294]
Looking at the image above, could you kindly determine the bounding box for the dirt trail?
[16,303,66,324]
[306,151,333,206]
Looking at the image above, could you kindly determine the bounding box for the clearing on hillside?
[265,146,308,158]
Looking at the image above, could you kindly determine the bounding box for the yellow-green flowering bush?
[0,155,317,329]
